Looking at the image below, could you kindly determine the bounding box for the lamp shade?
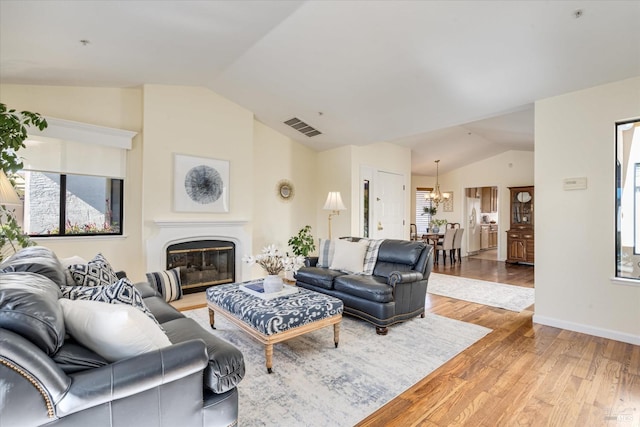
[0,170,21,205]
[323,191,346,211]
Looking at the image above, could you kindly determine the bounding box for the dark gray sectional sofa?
[295,238,434,334]
[0,246,244,427]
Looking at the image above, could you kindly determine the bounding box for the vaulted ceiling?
[1,1,639,175]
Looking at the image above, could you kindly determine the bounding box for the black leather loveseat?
[0,246,244,427]
[295,239,433,335]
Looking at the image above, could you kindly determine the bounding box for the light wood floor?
[356,256,640,427]
[172,256,639,426]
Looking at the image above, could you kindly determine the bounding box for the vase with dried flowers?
[243,245,305,293]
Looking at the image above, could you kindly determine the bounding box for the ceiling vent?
[284,117,322,137]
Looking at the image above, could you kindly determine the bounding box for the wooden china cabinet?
[506,186,534,264]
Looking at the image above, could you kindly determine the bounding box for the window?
[415,187,435,235]
[615,118,640,281]
[20,171,123,236]
[12,117,136,238]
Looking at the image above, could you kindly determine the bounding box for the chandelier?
[426,160,450,208]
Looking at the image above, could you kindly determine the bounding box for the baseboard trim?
[533,314,640,345]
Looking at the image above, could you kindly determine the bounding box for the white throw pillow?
[59,299,171,363]
[329,239,369,274]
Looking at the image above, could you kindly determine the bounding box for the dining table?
[421,233,443,254]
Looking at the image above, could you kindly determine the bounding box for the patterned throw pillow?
[146,268,182,302]
[68,253,118,287]
[362,239,383,275]
[60,256,88,286]
[61,278,158,324]
[316,239,335,268]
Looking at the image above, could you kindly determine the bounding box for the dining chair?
[452,228,465,263]
[435,228,456,264]
[410,223,417,241]
[446,222,461,229]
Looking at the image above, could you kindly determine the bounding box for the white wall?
[412,150,534,260]
[352,142,412,239]
[317,146,352,240]
[1,84,322,282]
[141,84,254,227]
[0,84,145,276]
[140,85,255,280]
[252,120,318,264]
[317,142,411,240]
[534,76,640,345]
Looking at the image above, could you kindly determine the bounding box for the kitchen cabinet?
[489,224,498,248]
[481,224,498,250]
[506,186,534,264]
[481,186,498,213]
[480,225,489,249]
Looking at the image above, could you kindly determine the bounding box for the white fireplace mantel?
[146,219,252,283]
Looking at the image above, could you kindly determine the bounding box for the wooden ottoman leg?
[208,308,216,330]
[265,344,274,374]
[333,322,340,348]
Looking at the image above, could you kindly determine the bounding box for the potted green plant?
[287,225,316,259]
[422,206,437,216]
[285,225,316,281]
[0,103,48,261]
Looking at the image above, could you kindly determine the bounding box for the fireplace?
[145,220,251,291]
[166,240,235,294]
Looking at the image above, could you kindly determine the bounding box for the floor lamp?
[0,170,23,261]
[0,170,21,206]
[323,191,346,240]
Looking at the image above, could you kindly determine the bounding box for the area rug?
[185,307,491,427]
[428,273,535,312]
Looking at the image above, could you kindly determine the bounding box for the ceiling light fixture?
[425,160,450,208]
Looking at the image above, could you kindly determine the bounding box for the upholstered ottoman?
[206,282,343,373]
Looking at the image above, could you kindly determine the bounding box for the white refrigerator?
[466,196,481,254]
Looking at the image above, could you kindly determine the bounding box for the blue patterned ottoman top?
[206,282,343,336]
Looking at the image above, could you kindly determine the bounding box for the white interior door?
[373,171,404,239]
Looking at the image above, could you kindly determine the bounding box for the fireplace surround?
[146,220,251,292]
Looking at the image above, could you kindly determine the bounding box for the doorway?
[373,170,404,239]
[361,167,405,239]
[464,186,499,261]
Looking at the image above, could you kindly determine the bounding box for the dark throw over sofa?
[0,246,245,427]
[295,239,434,335]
